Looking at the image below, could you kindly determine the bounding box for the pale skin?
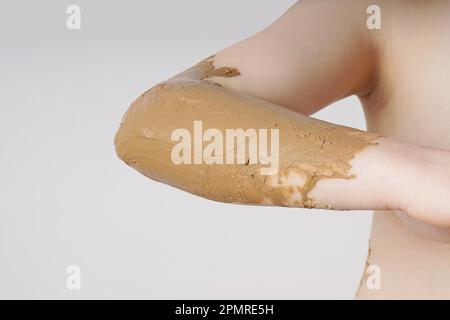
[115,0,450,298]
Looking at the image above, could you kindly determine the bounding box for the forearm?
[309,138,430,212]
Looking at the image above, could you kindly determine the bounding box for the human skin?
[115,0,450,298]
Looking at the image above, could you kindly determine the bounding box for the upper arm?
[208,0,377,115]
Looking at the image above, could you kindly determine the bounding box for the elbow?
[114,118,134,168]
[114,82,172,178]
[113,80,216,186]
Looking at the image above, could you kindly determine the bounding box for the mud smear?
[115,56,380,208]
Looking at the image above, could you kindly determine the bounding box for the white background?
[0,0,371,299]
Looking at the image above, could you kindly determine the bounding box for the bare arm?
[114,0,450,226]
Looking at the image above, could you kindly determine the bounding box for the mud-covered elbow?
[113,81,204,184]
[114,120,133,167]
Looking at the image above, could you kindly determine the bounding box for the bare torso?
[358,1,450,298]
